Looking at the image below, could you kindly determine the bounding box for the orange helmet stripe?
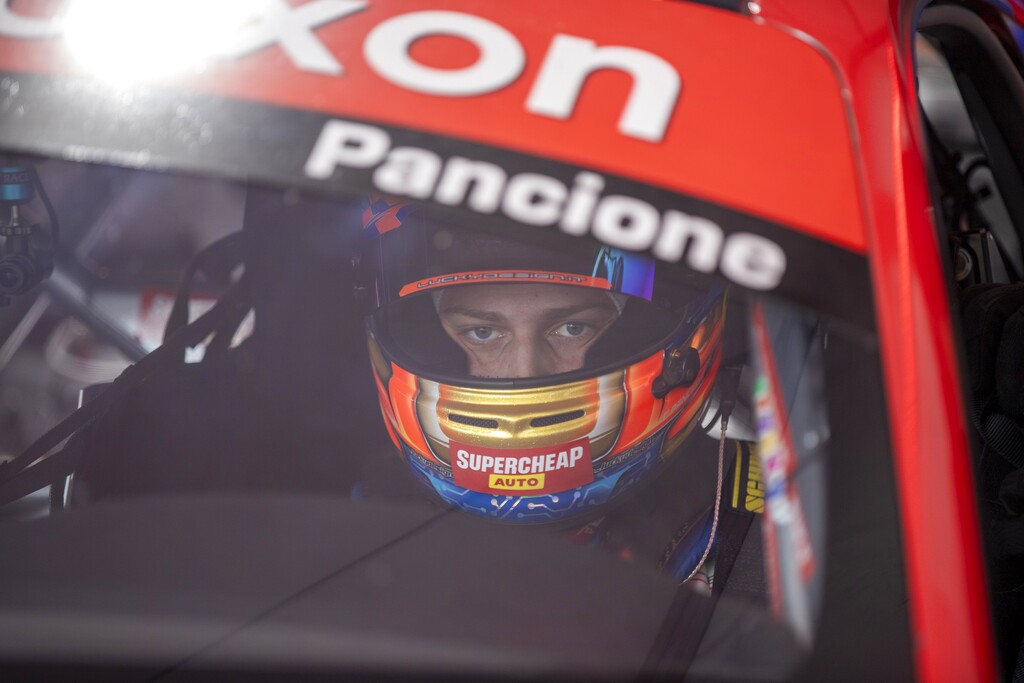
[387,364,433,459]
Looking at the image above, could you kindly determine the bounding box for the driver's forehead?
[437,283,614,314]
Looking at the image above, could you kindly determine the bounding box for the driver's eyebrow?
[440,302,616,323]
[438,306,506,322]
[538,302,618,320]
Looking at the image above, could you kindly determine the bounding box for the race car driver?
[359,197,764,597]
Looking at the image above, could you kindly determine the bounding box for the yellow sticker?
[745,448,765,514]
[488,473,546,491]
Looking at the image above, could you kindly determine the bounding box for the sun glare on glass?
[64,0,268,85]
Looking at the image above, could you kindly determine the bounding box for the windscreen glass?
[0,155,911,681]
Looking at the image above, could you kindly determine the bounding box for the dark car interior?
[916,2,1024,676]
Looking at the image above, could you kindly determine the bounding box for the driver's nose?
[503,337,557,378]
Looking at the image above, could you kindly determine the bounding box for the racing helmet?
[360,197,727,524]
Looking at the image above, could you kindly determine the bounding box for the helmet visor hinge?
[651,346,700,398]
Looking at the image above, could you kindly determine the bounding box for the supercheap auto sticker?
[451,438,594,495]
[401,426,668,522]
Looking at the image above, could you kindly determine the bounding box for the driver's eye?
[555,322,587,337]
[469,327,495,341]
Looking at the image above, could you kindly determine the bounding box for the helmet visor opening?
[373,281,699,384]
[363,200,722,385]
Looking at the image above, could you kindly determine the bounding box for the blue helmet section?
[591,246,655,300]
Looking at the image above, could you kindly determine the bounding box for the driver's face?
[437,283,620,378]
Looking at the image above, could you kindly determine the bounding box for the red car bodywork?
[765,2,995,681]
